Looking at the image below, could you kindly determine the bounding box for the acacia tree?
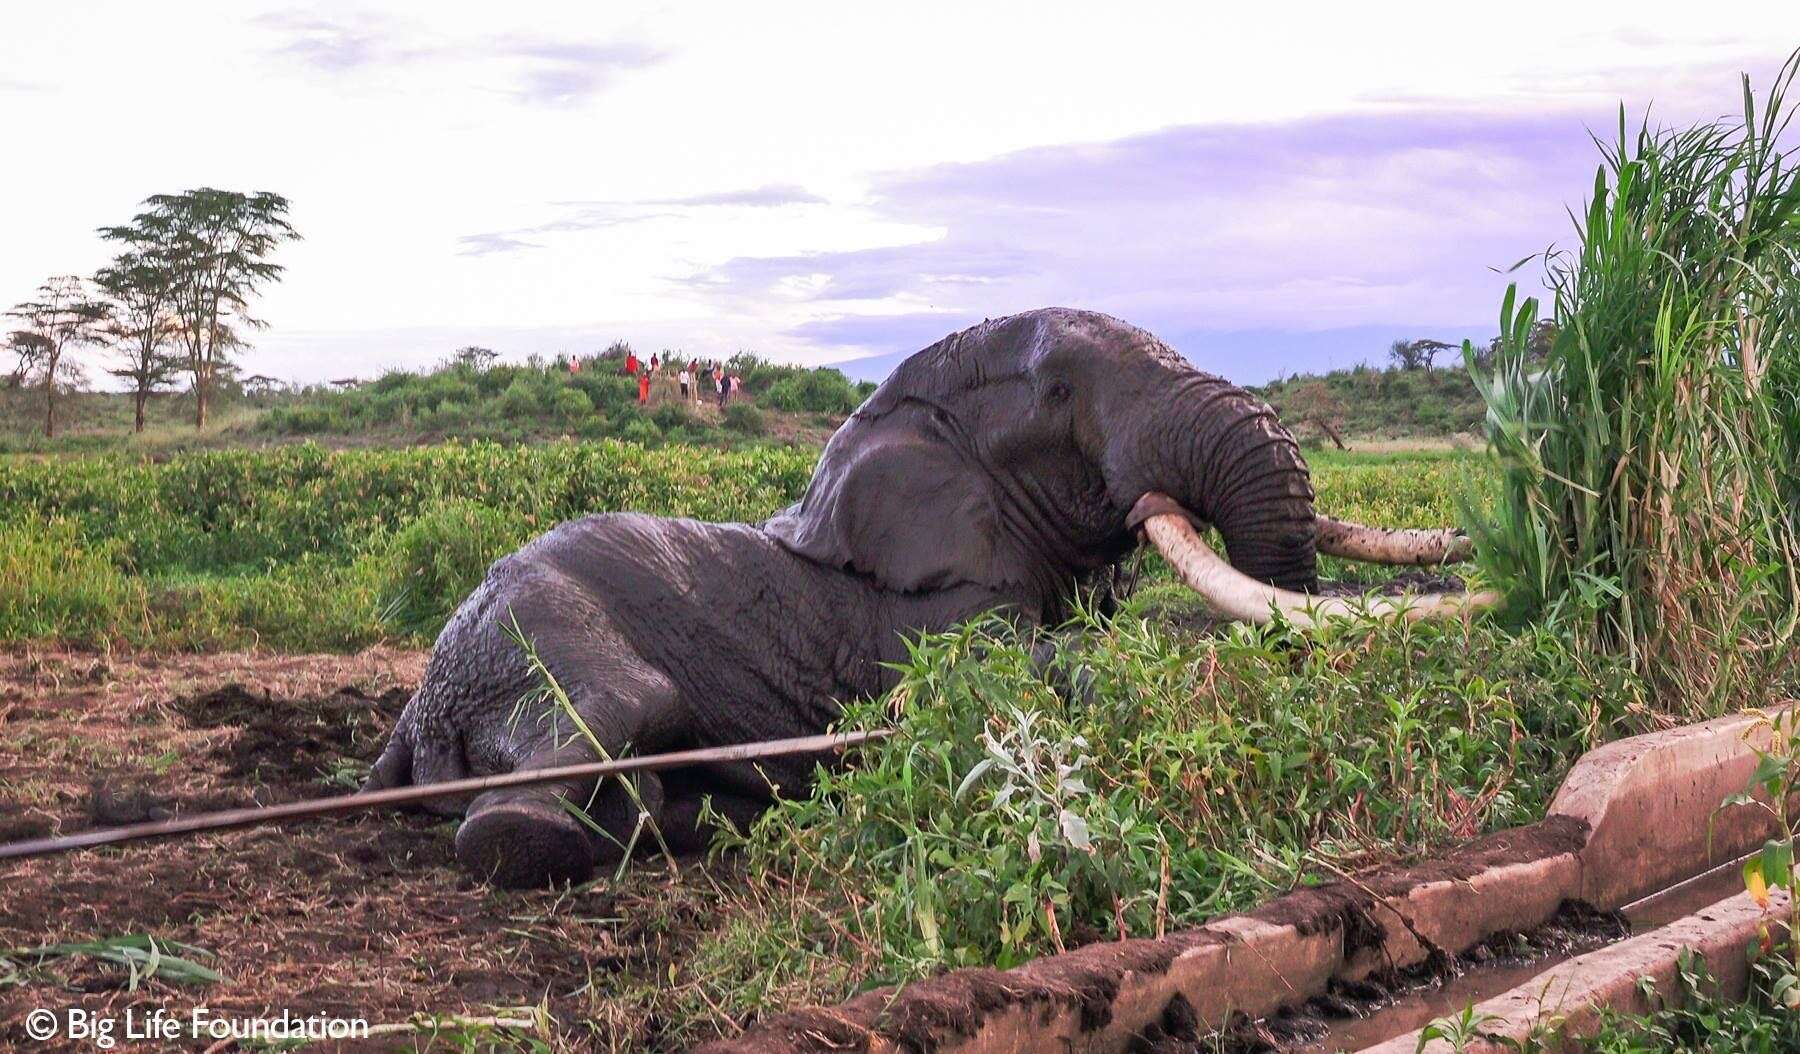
[99,189,299,429]
[93,251,182,432]
[4,330,51,389]
[6,275,106,437]
[451,345,498,371]
[1282,379,1349,449]
[1388,337,1456,371]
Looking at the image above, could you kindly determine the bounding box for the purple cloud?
[457,233,543,256]
[503,39,666,107]
[253,9,435,72]
[652,184,827,207]
[456,184,827,257]
[254,9,664,104]
[687,108,1614,380]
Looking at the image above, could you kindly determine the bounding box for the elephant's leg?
[369,571,693,887]
[455,739,668,888]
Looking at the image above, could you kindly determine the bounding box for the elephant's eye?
[1045,380,1072,404]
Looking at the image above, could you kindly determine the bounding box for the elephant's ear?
[765,400,1001,593]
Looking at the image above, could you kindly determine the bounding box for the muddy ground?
[0,648,722,1052]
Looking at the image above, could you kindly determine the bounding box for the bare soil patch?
[0,647,718,1051]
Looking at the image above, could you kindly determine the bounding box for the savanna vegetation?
[0,350,874,455]
[1257,361,1490,444]
[251,349,873,449]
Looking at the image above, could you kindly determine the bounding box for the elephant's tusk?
[1315,515,1475,565]
[1133,493,1499,628]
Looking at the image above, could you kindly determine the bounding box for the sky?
[4,3,1799,387]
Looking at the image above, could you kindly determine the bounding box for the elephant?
[365,307,1490,888]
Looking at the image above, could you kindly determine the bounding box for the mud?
[0,646,727,1051]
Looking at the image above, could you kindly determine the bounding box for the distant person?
[730,373,743,401]
[638,367,651,405]
[650,353,660,375]
[625,350,638,376]
[568,357,581,375]
[678,366,691,401]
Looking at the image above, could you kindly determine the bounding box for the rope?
[0,729,890,862]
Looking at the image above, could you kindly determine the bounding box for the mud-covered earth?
[0,648,717,1052]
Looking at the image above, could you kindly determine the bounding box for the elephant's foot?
[455,789,600,888]
[455,771,667,888]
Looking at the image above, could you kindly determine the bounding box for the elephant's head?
[768,307,1491,624]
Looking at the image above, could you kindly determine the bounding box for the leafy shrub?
[723,403,765,434]
[428,399,471,430]
[552,387,594,422]
[763,368,859,414]
[620,417,661,444]
[652,402,693,431]
[498,378,543,418]
[378,500,530,636]
[0,440,820,648]
[0,518,146,645]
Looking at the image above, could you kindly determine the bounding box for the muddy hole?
[175,682,407,788]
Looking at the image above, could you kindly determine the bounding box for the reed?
[1470,53,1800,710]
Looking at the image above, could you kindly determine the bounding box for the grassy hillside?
[0,352,876,455]
[1256,364,1487,443]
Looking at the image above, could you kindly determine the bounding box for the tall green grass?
[0,440,817,650]
[1470,55,1800,709]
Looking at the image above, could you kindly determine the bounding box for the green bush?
[552,387,594,422]
[378,499,530,637]
[620,417,662,444]
[0,518,147,645]
[498,378,543,418]
[763,368,858,414]
[723,402,765,435]
[0,440,820,648]
[652,402,693,431]
[429,399,471,430]
[1470,58,1800,711]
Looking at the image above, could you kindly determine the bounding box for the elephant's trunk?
[1110,371,1320,592]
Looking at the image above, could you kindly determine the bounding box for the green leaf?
[955,758,995,800]
[1059,809,1092,852]
[1762,838,1794,890]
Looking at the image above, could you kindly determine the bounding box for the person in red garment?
[638,367,651,405]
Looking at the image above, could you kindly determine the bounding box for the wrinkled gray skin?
[366,307,1316,887]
